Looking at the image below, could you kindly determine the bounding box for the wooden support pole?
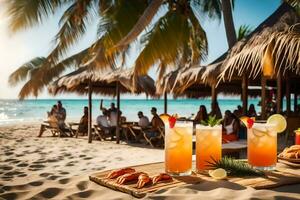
[211,84,217,113]
[164,91,168,114]
[242,74,248,115]
[294,93,298,112]
[286,77,291,116]
[116,82,120,144]
[88,81,93,143]
[276,74,282,113]
[261,76,267,120]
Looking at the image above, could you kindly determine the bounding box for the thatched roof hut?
[49,67,156,97]
[218,2,300,81]
[157,64,261,98]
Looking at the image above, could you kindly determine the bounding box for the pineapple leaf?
[200,115,222,127]
[206,156,265,177]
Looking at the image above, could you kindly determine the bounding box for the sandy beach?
[1,123,300,200]
[0,123,164,199]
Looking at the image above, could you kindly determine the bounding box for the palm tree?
[7,0,235,98]
[7,0,155,99]
[7,0,213,99]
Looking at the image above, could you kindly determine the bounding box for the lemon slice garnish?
[267,114,287,133]
[159,114,170,123]
[208,168,227,180]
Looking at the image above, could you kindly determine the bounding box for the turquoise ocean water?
[0,98,289,125]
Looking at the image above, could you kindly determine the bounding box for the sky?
[0,0,281,99]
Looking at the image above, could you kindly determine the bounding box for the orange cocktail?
[196,125,222,171]
[165,121,192,176]
[247,123,277,170]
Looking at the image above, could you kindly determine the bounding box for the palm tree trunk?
[221,0,237,48]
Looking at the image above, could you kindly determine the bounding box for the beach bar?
[49,67,156,143]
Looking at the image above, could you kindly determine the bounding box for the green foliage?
[200,115,222,127]
[237,25,253,41]
[207,157,265,177]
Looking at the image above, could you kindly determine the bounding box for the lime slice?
[209,168,227,180]
[267,114,287,133]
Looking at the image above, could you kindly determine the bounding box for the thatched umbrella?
[218,3,300,118]
[49,67,156,143]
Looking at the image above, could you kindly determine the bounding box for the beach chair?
[93,125,115,141]
[142,126,165,147]
[38,121,74,137]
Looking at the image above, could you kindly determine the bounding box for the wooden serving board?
[89,162,300,198]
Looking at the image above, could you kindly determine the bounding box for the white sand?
[0,123,164,199]
[0,123,300,200]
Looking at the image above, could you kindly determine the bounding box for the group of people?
[41,100,259,144]
[193,103,258,143]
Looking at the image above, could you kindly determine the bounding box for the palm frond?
[46,0,97,65]
[5,0,64,32]
[8,57,46,86]
[112,0,164,52]
[192,0,222,20]
[134,11,191,76]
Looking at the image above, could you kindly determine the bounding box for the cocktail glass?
[195,125,222,171]
[295,130,300,145]
[247,123,277,170]
[165,121,193,176]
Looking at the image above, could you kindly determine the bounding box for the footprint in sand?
[29,164,45,169]
[58,178,70,184]
[47,175,61,180]
[17,163,28,167]
[83,157,92,160]
[59,171,69,175]
[0,192,17,200]
[0,165,13,171]
[79,155,86,158]
[39,172,53,178]
[29,181,43,186]
[4,152,13,156]
[76,181,89,191]
[74,190,93,198]
[4,171,24,176]
[38,187,61,199]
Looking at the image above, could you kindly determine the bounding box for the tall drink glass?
[247,123,277,170]
[165,121,193,176]
[196,125,222,171]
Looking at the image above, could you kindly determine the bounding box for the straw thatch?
[219,3,300,81]
[49,67,156,97]
[157,64,263,98]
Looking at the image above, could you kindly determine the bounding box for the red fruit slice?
[168,116,177,128]
[247,118,254,129]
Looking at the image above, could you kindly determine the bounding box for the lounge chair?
[38,121,74,137]
[142,126,165,147]
[93,124,115,141]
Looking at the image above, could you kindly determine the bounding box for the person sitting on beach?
[96,109,115,135]
[222,110,239,143]
[194,105,208,123]
[236,105,243,117]
[210,102,222,119]
[247,104,257,118]
[47,105,58,123]
[138,111,150,128]
[38,105,59,137]
[144,107,164,139]
[100,100,121,127]
[56,101,67,128]
[76,106,88,136]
